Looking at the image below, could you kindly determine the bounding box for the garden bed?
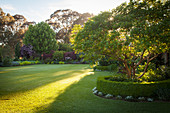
[96,76,170,101]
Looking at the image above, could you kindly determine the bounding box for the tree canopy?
[24,22,58,54]
[72,0,169,79]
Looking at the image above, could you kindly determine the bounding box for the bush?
[19,61,32,65]
[2,57,12,67]
[20,44,35,59]
[59,61,64,64]
[95,66,108,71]
[15,43,21,59]
[95,64,118,72]
[44,58,52,64]
[108,64,118,72]
[53,51,64,61]
[12,61,20,66]
[58,42,73,52]
[97,76,170,98]
[64,51,77,60]
[155,88,170,100]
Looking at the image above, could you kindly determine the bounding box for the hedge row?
[95,64,118,71]
[97,76,170,97]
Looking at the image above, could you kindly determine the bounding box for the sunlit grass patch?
[0,64,170,113]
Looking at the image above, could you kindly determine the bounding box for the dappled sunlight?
[0,68,93,113]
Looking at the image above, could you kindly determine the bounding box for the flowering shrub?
[42,50,54,60]
[21,44,35,59]
[64,51,77,60]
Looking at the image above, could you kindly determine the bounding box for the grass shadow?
[0,64,90,97]
[36,71,170,113]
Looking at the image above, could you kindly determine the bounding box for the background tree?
[24,22,58,55]
[72,0,169,79]
[46,9,93,43]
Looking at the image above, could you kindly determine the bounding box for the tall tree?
[72,0,169,79]
[46,9,93,43]
[24,22,58,55]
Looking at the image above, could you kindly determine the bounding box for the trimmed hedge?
[95,64,118,71]
[96,66,108,71]
[97,76,170,97]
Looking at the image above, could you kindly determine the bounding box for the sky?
[0,0,129,23]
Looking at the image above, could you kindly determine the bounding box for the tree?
[0,8,26,58]
[15,42,21,59]
[72,0,169,79]
[24,22,58,55]
[46,9,93,43]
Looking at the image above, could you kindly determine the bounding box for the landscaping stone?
[105,94,113,98]
[93,90,98,94]
[138,97,145,101]
[125,96,133,100]
[116,95,122,100]
[147,98,153,102]
[98,92,103,96]
[92,87,97,92]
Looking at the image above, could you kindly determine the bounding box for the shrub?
[95,66,108,71]
[20,44,35,59]
[42,50,55,60]
[155,88,170,100]
[59,61,64,64]
[58,42,73,52]
[53,51,64,61]
[19,61,32,65]
[44,58,52,64]
[64,51,77,60]
[108,64,118,72]
[15,43,21,59]
[2,57,12,67]
[97,76,170,98]
[12,61,20,66]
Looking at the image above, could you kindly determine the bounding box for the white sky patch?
[1,0,129,23]
[48,0,129,15]
[1,4,16,11]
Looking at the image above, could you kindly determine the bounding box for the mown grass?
[0,64,170,113]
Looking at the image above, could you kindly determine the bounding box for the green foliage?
[95,66,109,71]
[155,88,170,100]
[137,62,169,81]
[58,42,73,52]
[0,47,2,62]
[108,64,118,72]
[15,43,21,59]
[53,51,64,61]
[59,61,65,64]
[2,57,12,67]
[24,22,58,54]
[44,58,53,64]
[97,76,170,98]
[19,61,32,66]
[95,64,118,72]
[72,0,169,79]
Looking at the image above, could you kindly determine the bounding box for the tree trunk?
[132,67,135,79]
[124,62,131,78]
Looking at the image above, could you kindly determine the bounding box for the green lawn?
[0,64,170,113]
